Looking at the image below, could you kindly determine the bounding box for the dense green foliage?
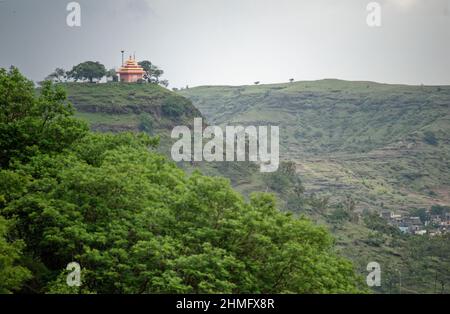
[0,67,88,168]
[0,68,363,294]
[0,216,31,293]
[1,137,362,293]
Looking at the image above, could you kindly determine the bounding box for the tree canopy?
[0,67,88,168]
[0,68,364,294]
[0,216,31,293]
[67,61,107,83]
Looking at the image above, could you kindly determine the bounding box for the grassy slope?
[66,82,200,129]
[179,79,450,211]
[64,82,201,157]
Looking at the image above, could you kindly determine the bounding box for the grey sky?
[0,0,449,87]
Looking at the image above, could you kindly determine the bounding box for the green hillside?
[65,82,201,133]
[179,80,450,211]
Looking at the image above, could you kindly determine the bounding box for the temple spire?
[117,53,145,83]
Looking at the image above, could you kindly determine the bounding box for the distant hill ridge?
[179,79,450,156]
[179,79,450,210]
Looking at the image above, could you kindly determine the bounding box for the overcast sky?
[0,0,449,87]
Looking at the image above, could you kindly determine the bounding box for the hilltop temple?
[117,56,145,82]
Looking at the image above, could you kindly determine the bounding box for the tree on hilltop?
[106,68,118,82]
[67,61,107,83]
[45,68,67,83]
[138,60,168,86]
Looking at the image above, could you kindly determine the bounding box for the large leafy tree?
[67,61,107,83]
[0,68,364,294]
[0,67,88,168]
[2,133,363,293]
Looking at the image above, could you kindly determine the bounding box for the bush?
[423,131,438,145]
[162,96,187,118]
[363,213,400,236]
[328,207,351,224]
[138,114,154,135]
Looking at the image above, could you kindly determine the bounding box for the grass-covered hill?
[179,80,450,212]
[179,79,450,294]
[179,80,449,154]
[65,82,201,134]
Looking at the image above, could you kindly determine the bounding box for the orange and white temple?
[117,56,145,82]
